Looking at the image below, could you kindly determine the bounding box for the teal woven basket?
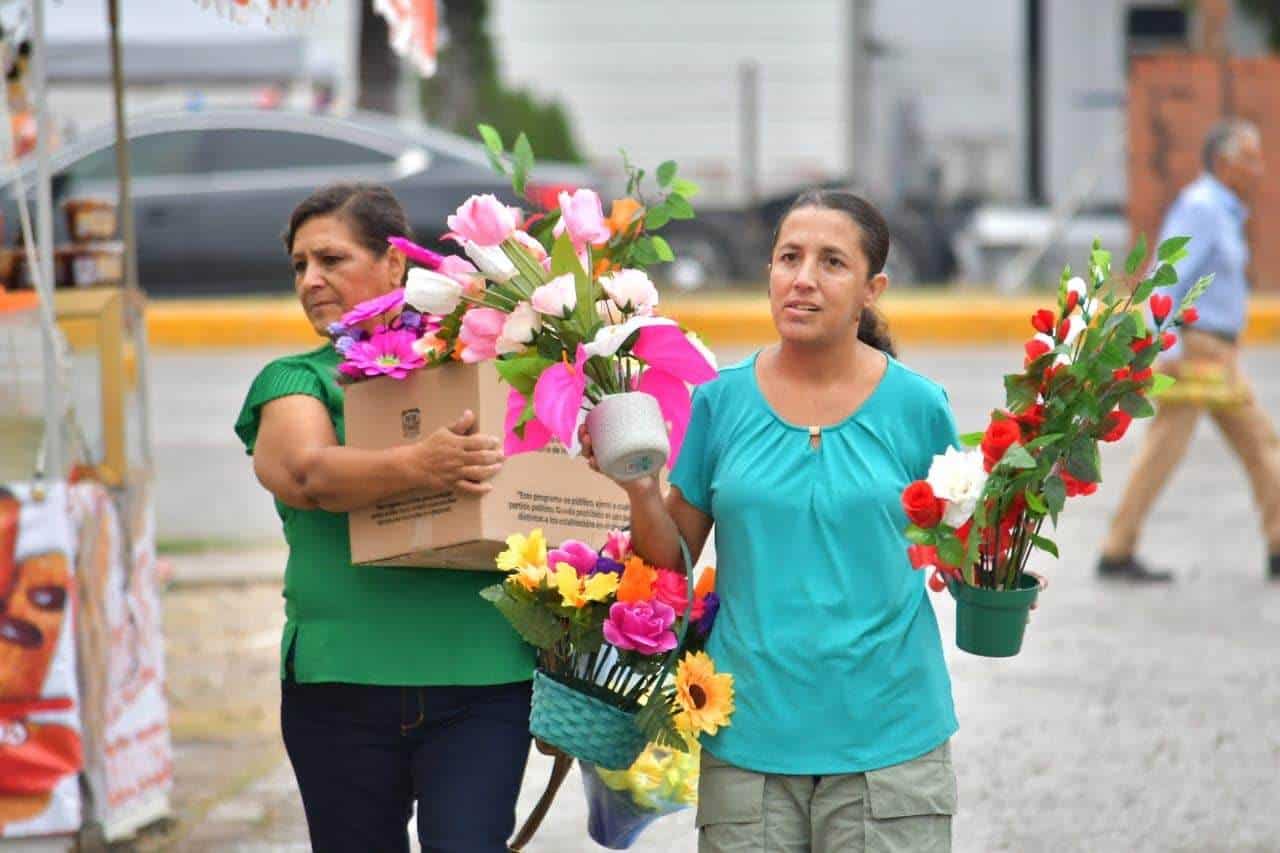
[529,671,648,771]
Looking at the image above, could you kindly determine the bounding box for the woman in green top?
[235,183,534,853]
[584,191,979,852]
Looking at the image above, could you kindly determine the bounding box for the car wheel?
[654,230,735,292]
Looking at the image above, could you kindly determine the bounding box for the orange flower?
[606,197,644,236]
[616,556,657,603]
[693,567,716,599]
[594,256,619,277]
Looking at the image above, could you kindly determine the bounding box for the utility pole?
[847,0,874,186]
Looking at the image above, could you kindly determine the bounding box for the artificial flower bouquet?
[900,236,1212,656]
[481,527,733,771]
[327,127,718,481]
[581,740,701,849]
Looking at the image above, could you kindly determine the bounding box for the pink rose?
[447,194,520,247]
[554,188,610,250]
[653,569,704,619]
[547,540,597,576]
[603,600,678,655]
[458,307,507,363]
[602,529,631,562]
[531,274,578,317]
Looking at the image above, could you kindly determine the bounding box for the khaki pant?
[1102,330,1280,558]
[696,742,955,853]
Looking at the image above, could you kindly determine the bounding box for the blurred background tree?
[420,0,583,163]
[1238,0,1280,51]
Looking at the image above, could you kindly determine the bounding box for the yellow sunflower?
[674,651,734,736]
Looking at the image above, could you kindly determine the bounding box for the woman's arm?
[623,478,713,572]
[253,395,503,512]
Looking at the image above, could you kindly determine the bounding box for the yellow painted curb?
[145,295,1280,348]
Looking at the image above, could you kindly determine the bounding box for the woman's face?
[290,214,404,335]
[768,206,888,348]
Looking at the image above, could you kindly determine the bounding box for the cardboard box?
[344,362,633,570]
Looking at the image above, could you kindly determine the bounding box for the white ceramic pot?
[586,392,669,482]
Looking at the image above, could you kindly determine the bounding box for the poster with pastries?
[0,482,83,838]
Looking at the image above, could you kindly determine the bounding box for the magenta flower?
[553,188,610,250]
[533,345,588,448]
[548,540,598,577]
[339,288,405,327]
[504,388,553,456]
[602,529,631,562]
[652,568,692,617]
[447,194,520,247]
[342,328,425,379]
[603,600,678,656]
[387,236,443,270]
[458,307,507,363]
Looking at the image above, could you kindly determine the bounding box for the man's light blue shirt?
[1156,173,1249,351]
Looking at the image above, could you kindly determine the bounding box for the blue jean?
[281,677,532,853]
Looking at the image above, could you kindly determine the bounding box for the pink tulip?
[458,307,507,363]
[553,188,611,250]
[511,229,549,263]
[603,529,632,562]
[447,194,520,247]
[603,600,678,655]
[437,254,479,287]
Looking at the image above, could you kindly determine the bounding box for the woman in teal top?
[584,191,960,851]
[235,183,533,853]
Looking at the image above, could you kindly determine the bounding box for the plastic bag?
[580,741,700,849]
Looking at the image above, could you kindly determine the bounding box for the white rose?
[926,446,989,528]
[404,268,463,316]
[464,240,516,283]
[1066,276,1101,316]
[531,274,578,317]
[599,268,659,315]
[498,301,541,354]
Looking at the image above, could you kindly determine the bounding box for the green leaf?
[477,124,507,175]
[645,205,672,231]
[1090,247,1112,281]
[1152,263,1178,287]
[1125,234,1148,276]
[635,691,685,751]
[997,444,1037,470]
[1099,338,1133,370]
[1043,474,1066,518]
[665,193,695,220]
[905,526,936,546]
[937,537,965,569]
[1131,277,1155,304]
[958,430,984,448]
[549,231,585,279]
[1119,391,1155,418]
[631,237,661,265]
[1023,432,1064,452]
[512,133,535,197]
[1024,489,1048,514]
[1065,437,1100,483]
[1157,235,1191,263]
[1029,533,1059,559]
[494,354,555,397]
[651,235,675,262]
[1179,274,1215,312]
[502,238,551,289]
[656,160,678,188]
[480,585,563,649]
[671,177,701,198]
[1004,374,1038,411]
[1150,373,1177,396]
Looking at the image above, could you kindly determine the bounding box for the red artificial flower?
[1024,338,1052,365]
[1064,290,1080,314]
[1130,335,1154,353]
[1149,293,1173,325]
[927,568,949,592]
[1101,409,1133,442]
[1014,404,1046,437]
[1000,493,1027,528]
[981,418,1022,471]
[1131,367,1154,383]
[1056,318,1070,342]
[1031,309,1055,334]
[901,481,945,528]
[1160,331,1177,351]
[1060,469,1098,497]
[955,519,973,546]
[907,544,940,571]
[1112,367,1131,382]
[1181,306,1199,325]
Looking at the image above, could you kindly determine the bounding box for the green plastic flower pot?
[948,573,1041,658]
[529,670,648,771]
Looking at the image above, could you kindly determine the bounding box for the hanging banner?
[374,0,439,78]
[69,481,172,842]
[0,482,83,840]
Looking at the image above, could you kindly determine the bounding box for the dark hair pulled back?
[284,182,412,260]
[772,189,896,357]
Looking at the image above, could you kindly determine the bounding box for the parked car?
[2,109,590,296]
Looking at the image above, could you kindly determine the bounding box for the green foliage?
[479,585,564,649]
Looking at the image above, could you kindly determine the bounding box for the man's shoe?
[1268,553,1280,582]
[1097,555,1174,583]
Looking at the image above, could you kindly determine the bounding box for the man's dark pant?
[281,678,532,853]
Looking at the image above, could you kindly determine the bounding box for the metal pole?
[30,0,63,483]
[738,60,760,207]
[848,0,873,185]
[106,0,154,470]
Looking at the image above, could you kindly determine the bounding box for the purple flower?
[695,593,720,636]
[399,308,423,331]
[334,335,357,355]
[326,321,349,338]
[341,328,425,379]
[339,288,405,327]
[547,540,598,576]
[603,600,677,656]
[591,556,624,576]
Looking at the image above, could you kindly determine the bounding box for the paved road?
[153,343,1280,851]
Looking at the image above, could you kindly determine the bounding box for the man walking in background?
[1098,118,1280,583]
